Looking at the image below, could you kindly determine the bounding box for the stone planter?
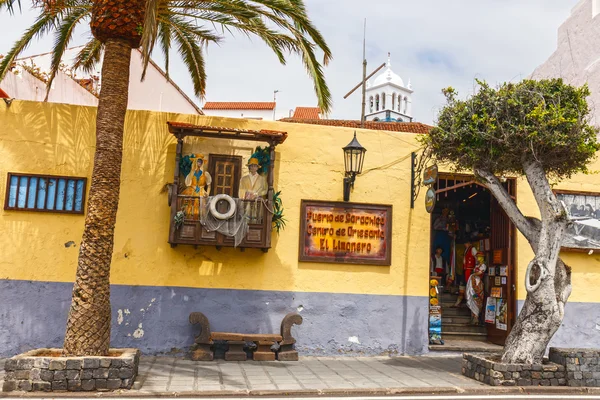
[549,348,600,387]
[2,348,140,392]
[462,347,600,387]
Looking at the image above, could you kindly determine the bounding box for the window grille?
[4,173,87,214]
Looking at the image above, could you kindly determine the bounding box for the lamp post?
[343,131,367,202]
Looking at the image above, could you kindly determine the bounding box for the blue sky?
[0,0,580,124]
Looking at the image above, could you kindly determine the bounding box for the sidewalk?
[2,355,600,397]
[133,355,482,393]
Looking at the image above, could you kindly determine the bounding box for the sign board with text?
[298,200,392,266]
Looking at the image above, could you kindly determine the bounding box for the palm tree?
[1,0,332,356]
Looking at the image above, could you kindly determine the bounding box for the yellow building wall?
[1,100,599,303]
[0,101,430,298]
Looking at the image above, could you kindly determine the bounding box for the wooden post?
[168,134,184,244]
[264,144,276,250]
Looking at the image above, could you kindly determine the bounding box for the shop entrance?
[428,174,516,350]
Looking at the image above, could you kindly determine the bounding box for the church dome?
[372,54,404,88]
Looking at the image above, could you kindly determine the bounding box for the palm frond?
[140,0,160,81]
[157,20,171,79]
[3,0,333,110]
[0,10,63,82]
[0,0,20,13]
[295,35,332,114]
[168,15,207,97]
[72,37,103,74]
[45,4,91,100]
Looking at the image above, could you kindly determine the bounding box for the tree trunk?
[63,39,132,356]
[502,258,571,364]
[476,164,572,364]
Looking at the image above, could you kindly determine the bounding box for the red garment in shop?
[464,267,474,282]
[463,245,476,282]
[464,245,476,269]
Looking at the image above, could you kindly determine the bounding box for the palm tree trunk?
[63,39,132,356]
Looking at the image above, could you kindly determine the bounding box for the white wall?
[0,49,202,115]
[0,69,98,107]
[128,51,201,114]
[202,109,275,120]
[532,0,600,126]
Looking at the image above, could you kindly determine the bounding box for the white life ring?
[209,194,236,220]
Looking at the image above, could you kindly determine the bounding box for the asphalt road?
[25,396,600,400]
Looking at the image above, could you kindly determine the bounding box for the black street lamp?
[343,131,367,202]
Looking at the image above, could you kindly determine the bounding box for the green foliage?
[179,154,194,178]
[0,0,333,113]
[174,210,185,229]
[272,191,286,234]
[250,146,271,175]
[420,79,600,179]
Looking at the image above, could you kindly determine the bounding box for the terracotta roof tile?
[203,102,276,110]
[0,88,8,98]
[278,118,432,134]
[292,107,321,119]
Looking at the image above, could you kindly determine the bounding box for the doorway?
[427,174,516,350]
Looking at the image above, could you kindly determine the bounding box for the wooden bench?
[189,312,303,361]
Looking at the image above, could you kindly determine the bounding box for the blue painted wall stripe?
[0,280,429,357]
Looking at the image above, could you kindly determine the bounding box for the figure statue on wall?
[181,154,212,220]
[239,158,267,223]
[239,158,267,200]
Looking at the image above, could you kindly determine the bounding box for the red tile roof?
[0,88,8,98]
[278,118,432,134]
[293,107,321,119]
[203,102,276,110]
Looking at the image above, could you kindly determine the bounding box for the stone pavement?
[0,353,600,398]
[132,355,484,393]
[2,355,600,396]
[0,355,482,394]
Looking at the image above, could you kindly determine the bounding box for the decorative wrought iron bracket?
[411,152,419,208]
[410,150,432,209]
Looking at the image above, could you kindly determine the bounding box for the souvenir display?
[466,252,487,325]
[484,297,496,323]
[428,278,443,345]
[426,176,514,342]
[496,299,508,331]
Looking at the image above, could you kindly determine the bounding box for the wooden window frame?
[4,172,87,214]
[207,154,242,197]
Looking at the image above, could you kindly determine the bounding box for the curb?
[2,385,600,397]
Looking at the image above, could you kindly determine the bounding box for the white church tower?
[364,53,413,122]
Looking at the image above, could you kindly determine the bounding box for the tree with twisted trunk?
[1,0,332,356]
[421,79,599,364]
